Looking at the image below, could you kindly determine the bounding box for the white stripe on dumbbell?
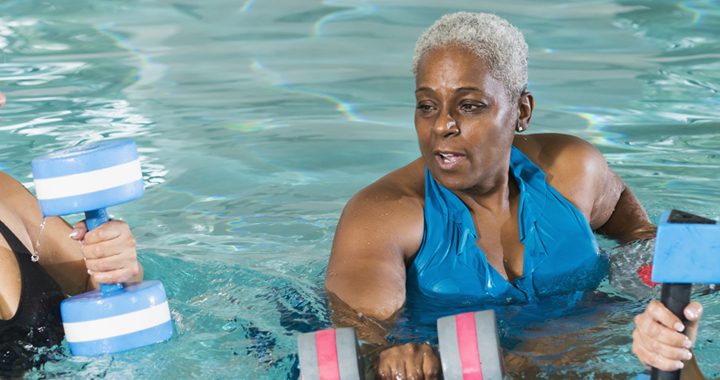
[63,301,170,343]
[34,159,142,200]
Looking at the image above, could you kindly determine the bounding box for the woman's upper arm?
[535,135,654,242]
[563,140,655,241]
[325,186,423,321]
[1,172,89,294]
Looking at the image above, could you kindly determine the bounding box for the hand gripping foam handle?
[32,139,144,298]
[437,310,505,380]
[32,140,173,355]
[651,210,718,380]
[297,328,363,380]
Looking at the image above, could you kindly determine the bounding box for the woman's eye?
[416,103,436,113]
[460,103,483,112]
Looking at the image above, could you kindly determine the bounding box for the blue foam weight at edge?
[652,210,720,284]
[61,281,168,323]
[38,180,144,216]
[67,320,174,356]
[32,140,139,178]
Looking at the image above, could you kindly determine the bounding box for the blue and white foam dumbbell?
[32,139,173,356]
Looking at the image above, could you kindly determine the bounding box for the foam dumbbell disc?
[437,310,504,380]
[32,139,144,217]
[297,327,363,380]
[31,139,172,356]
[60,281,173,356]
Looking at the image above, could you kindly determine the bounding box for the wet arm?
[3,172,143,294]
[1,172,90,294]
[556,137,656,243]
[325,187,423,343]
[594,182,656,243]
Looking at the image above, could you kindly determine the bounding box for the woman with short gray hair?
[325,12,703,378]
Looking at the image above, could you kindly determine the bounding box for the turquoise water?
[1,0,719,378]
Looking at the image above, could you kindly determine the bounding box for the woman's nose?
[434,114,459,137]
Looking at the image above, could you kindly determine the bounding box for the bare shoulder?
[349,159,425,214]
[513,133,623,221]
[0,171,28,200]
[513,133,606,176]
[0,172,38,225]
[338,158,425,252]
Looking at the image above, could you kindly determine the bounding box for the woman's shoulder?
[0,172,38,216]
[513,133,607,177]
[350,158,425,206]
[513,133,613,218]
[340,159,425,230]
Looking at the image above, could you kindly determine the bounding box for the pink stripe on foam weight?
[456,312,483,380]
[315,329,341,380]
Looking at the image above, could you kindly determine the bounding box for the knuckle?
[647,339,659,353]
[647,321,660,336]
[647,300,660,313]
[402,343,416,354]
[633,314,642,325]
[129,264,140,278]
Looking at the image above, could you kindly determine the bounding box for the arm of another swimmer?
[2,172,143,295]
[0,172,89,294]
[325,184,423,344]
[575,140,709,376]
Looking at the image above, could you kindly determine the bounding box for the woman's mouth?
[435,151,465,170]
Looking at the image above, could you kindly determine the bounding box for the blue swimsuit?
[406,146,608,310]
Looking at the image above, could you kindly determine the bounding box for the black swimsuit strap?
[0,220,65,374]
[0,220,32,256]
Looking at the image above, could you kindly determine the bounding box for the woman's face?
[414,45,520,193]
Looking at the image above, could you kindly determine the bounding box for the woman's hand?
[69,220,142,284]
[632,300,703,371]
[376,343,440,380]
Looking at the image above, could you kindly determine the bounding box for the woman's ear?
[515,90,534,132]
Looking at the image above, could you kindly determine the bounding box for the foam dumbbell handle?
[83,208,124,297]
[297,327,363,380]
[650,283,692,380]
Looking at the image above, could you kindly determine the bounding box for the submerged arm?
[325,179,429,377]
[325,182,423,330]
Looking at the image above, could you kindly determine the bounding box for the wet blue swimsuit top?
[406,146,608,308]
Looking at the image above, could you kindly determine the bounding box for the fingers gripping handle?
[84,208,124,297]
[650,283,692,380]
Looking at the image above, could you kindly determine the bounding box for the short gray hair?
[411,12,528,97]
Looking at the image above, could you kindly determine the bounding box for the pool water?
[1,0,719,378]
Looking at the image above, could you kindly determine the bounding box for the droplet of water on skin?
[32,217,47,262]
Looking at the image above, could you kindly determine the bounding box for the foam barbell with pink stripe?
[298,309,505,380]
[32,139,173,356]
[437,310,505,380]
[297,327,363,380]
